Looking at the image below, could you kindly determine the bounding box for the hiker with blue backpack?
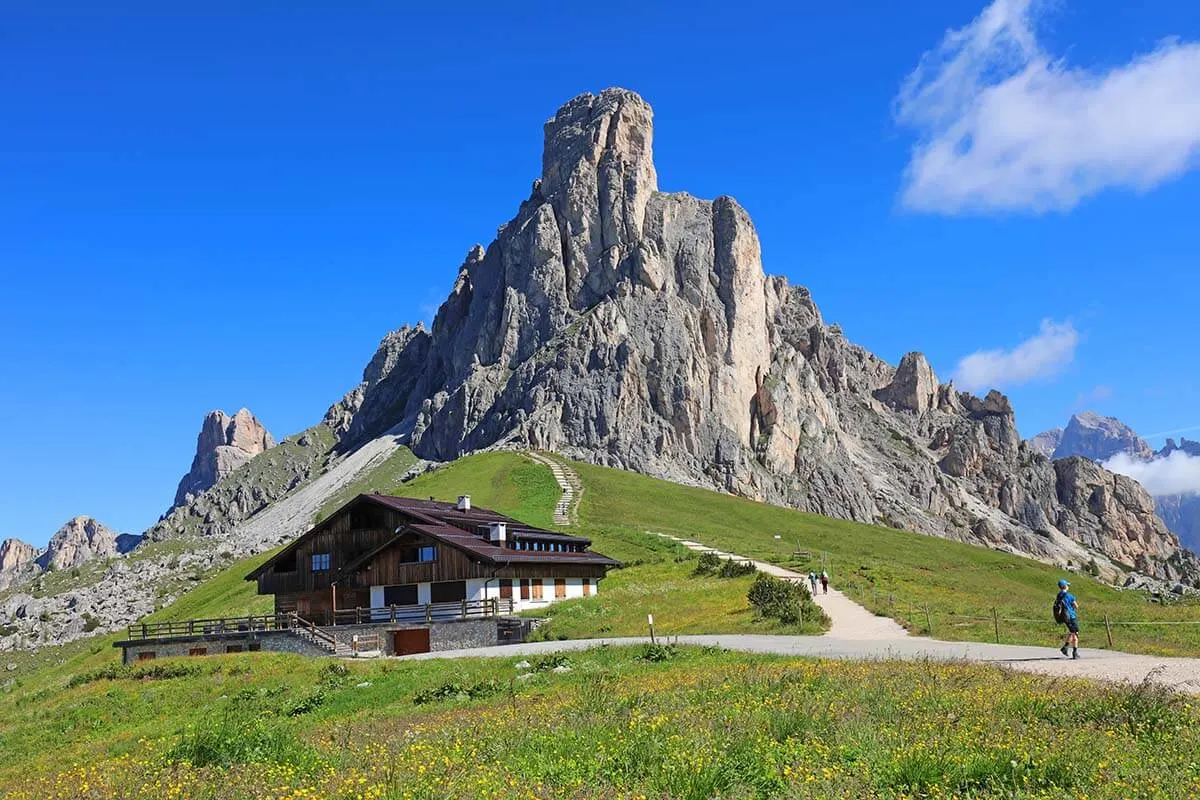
[1054,578,1080,659]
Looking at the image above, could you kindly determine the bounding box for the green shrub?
[718,558,757,578]
[747,573,823,625]
[694,552,722,575]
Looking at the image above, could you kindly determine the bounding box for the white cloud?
[953,318,1077,391]
[1104,450,1200,496]
[895,0,1200,213]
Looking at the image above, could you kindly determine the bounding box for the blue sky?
[3,0,1199,545]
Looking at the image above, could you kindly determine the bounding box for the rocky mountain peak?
[173,409,276,507]
[37,516,119,571]
[1053,411,1154,461]
[0,538,38,589]
[1160,437,1200,458]
[1029,427,1064,458]
[536,87,659,310]
[311,88,1197,583]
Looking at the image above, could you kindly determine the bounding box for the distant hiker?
[1054,578,1080,659]
[819,571,829,595]
[808,572,818,594]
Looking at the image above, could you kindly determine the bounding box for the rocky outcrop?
[1160,437,1200,459]
[173,409,276,507]
[317,87,1194,582]
[1030,428,1062,458]
[1051,412,1154,461]
[36,517,120,571]
[875,353,939,414]
[0,539,38,589]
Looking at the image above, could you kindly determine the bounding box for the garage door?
[392,628,431,656]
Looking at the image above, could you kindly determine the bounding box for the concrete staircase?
[527,452,582,526]
[290,623,353,657]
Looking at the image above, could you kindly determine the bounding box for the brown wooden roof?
[246,493,616,581]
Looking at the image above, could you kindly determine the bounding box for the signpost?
[648,613,656,645]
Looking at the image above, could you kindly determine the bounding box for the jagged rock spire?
[173,409,275,507]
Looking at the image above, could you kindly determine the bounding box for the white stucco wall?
[368,577,600,614]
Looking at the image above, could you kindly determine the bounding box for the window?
[430,580,466,603]
[225,645,243,654]
[311,553,331,572]
[583,580,591,596]
[188,647,208,656]
[519,579,530,600]
[531,580,544,600]
[137,651,156,662]
[398,545,437,564]
[500,580,513,600]
[554,579,566,599]
[247,643,261,652]
[383,584,418,606]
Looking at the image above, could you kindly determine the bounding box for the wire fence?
[840,581,1200,649]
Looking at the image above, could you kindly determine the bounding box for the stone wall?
[430,618,497,651]
[115,618,504,663]
[115,630,329,664]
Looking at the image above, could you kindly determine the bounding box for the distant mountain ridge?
[1051,412,1154,461]
[0,517,140,591]
[1032,414,1200,550]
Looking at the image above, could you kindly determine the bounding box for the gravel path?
[399,634,1200,694]
[653,533,908,639]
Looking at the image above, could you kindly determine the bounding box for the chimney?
[488,522,507,544]
[457,494,471,512]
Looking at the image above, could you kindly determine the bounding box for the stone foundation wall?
[116,630,329,664]
[116,618,505,663]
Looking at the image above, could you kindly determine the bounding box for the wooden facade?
[247,494,618,618]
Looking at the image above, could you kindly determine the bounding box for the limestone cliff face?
[173,409,276,507]
[0,538,38,589]
[321,88,1194,581]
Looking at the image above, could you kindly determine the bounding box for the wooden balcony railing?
[125,599,515,641]
[324,598,513,626]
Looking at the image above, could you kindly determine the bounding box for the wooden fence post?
[1104,615,1114,648]
[462,599,469,619]
[924,606,933,637]
[992,607,1000,643]
[425,603,432,623]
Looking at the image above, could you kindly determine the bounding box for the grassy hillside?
[3,450,1200,798]
[2,646,1196,799]
[387,452,827,637]
[561,459,1200,656]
